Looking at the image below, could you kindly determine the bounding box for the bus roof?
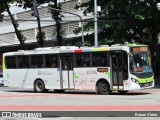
[3,44,148,56]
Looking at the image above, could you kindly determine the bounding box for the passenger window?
[6,56,17,69]
[17,56,29,68]
[31,56,37,68]
[92,52,107,67]
[45,54,58,68]
[37,56,44,68]
[75,53,91,67]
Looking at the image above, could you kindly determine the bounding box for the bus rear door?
[60,55,74,89]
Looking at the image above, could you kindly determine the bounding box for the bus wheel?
[34,80,46,93]
[118,90,128,94]
[97,80,110,95]
[54,89,65,93]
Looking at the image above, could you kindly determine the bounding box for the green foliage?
[15,0,54,47]
[0,0,26,49]
[36,31,46,47]
[48,2,63,46]
[73,21,94,34]
[75,0,160,45]
[0,1,5,13]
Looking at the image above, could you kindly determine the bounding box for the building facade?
[0,0,92,51]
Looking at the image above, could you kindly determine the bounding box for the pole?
[94,0,98,47]
[49,7,84,46]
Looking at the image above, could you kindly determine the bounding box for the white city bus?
[2,44,154,94]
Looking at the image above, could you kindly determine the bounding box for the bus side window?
[17,56,29,68]
[75,53,91,67]
[75,54,83,67]
[23,56,29,68]
[51,56,57,68]
[31,56,37,68]
[83,54,90,67]
[45,54,57,68]
[17,56,23,68]
[37,55,44,68]
[6,56,17,69]
[51,62,56,67]
[92,52,107,67]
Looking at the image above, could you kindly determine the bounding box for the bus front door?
[60,55,74,89]
[111,52,127,90]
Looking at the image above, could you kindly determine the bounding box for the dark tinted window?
[31,55,44,68]
[92,52,108,67]
[5,56,17,69]
[17,56,29,68]
[37,55,44,68]
[45,54,58,68]
[75,53,91,67]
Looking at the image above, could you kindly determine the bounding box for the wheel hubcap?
[101,84,107,91]
[37,83,42,90]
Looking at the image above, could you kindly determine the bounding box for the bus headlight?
[131,78,139,84]
[135,80,139,84]
[131,78,136,82]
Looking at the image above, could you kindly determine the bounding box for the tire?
[34,80,47,93]
[97,80,110,95]
[54,89,65,93]
[118,90,128,94]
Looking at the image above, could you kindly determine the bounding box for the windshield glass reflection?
[130,52,153,73]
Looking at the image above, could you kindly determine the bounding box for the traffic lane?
[0,87,159,110]
[0,86,158,94]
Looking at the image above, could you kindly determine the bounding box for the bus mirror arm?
[128,53,133,58]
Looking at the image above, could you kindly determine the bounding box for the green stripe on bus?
[127,44,144,47]
[74,72,79,79]
[2,56,6,70]
[136,76,154,83]
[91,48,109,52]
[104,72,110,78]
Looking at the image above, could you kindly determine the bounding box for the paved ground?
[0,86,160,119]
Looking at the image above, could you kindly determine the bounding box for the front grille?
[139,82,153,87]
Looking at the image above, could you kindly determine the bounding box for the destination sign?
[131,47,148,52]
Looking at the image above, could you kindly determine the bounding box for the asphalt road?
[0,86,160,120]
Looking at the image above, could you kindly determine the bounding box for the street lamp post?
[94,0,98,47]
[49,7,84,46]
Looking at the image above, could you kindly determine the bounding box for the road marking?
[0,93,96,98]
[0,105,160,110]
[0,90,151,99]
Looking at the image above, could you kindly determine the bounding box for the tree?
[76,0,160,45]
[0,0,26,49]
[0,0,5,22]
[48,1,63,46]
[16,0,50,47]
[17,0,63,46]
[76,0,160,65]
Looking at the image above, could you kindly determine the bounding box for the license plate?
[145,83,149,87]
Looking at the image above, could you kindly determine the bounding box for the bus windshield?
[130,52,153,74]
